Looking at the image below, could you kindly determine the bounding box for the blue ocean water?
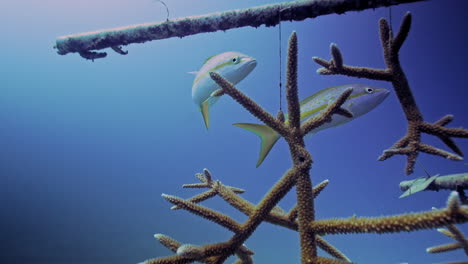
[1,0,467,263]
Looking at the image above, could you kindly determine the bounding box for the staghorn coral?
[159,170,351,262]
[313,12,468,175]
[309,192,467,236]
[426,217,468,263]
[140,25,468,264]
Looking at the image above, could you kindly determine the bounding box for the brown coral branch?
[427,242,463,254]
[313,12,468,174]
[214,181,257,217]
[202,168,213,183]
[233,245,255,264]
[162,193,242,233]
[315,236,351,262]
[446,224,468,255]
[142,255,198,264]
[213,177,350,261]
[309,192,468,236]
[210,72,290,138]
[176,244,206,258]
[171,188,218,210]
[438,228,457,239]
[287,180,330,221]
[427,223,468,260]
[272,205,287,214]
[150,163,313,264]
[154,234,182,253]
[286,31,301,129]
[310,256,353,264]
[148,235,255,264]
[281,32,318,263]
[300,88,353,136]
[312,46,392,81]
[419,116,468,155]
[182,183,211,188]
[215,165,310,263]
[196,172,208,183]
[171,170,245,210]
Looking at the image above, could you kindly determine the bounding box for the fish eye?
[365,87,374,94]
[231,56,240,64]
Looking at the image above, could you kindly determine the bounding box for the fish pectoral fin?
[233,123,280,167]
[201,99,210,129]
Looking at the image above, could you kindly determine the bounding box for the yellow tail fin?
[201,99,210,129]
[234,123,281,167]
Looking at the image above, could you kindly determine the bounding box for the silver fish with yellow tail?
[191,51,257,129]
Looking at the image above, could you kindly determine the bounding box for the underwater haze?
[1,0,467,263]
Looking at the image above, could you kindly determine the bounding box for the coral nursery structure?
[134,14,468,264]
[54,0,426,60]
[54,1,468,263]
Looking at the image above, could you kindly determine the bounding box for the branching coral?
[428,225,468,255]
[160,170,351,262]
[313,13,468,175]
[309,192,467,236]
[142,32,356,264]
[140,24,468,264]
[425,205,468,263]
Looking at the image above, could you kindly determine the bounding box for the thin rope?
[388,6,393,35]
[278,8,283,112]
[417,162,432,178]
[155,0,170,21]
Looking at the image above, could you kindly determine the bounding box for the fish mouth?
[377,88,391,102]
[242,57,257,67]
[241,57,257,75]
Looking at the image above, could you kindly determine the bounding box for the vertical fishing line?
[278,8,283,112]
[388,6,393,35]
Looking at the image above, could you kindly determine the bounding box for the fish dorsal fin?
[299,86,338,106]
[202,54,217,66]
[233,123,280,167]
[201,99,210,129]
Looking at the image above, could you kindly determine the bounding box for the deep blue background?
[1,0,467,263]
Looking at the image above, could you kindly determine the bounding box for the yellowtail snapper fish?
[191,51,257,129]
[235,84,390,167]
